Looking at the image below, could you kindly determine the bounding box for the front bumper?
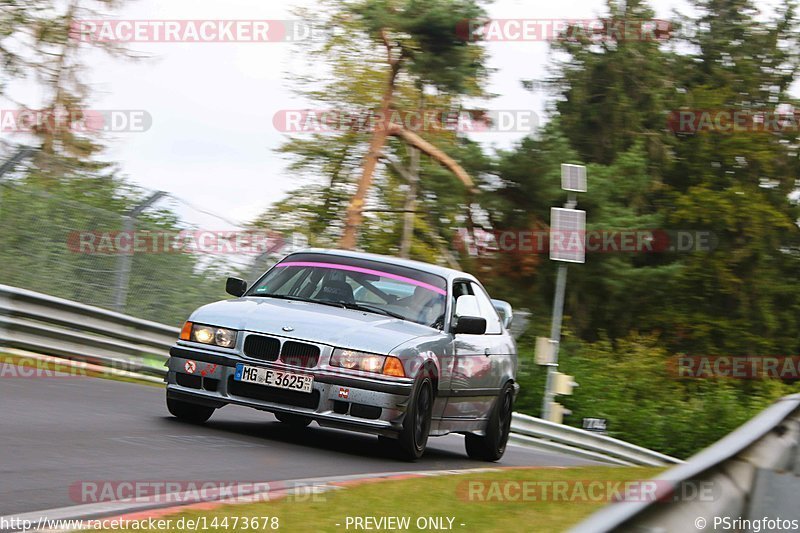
[166,345,415,436]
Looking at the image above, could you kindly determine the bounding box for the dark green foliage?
[497,0,800,457]
[348,0,488,94]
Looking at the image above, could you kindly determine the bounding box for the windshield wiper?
[338,302,406,320]
[249,293,346,309]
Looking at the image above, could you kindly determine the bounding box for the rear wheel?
[166,396,214,424]
[275,412,312,427]
[465,382,514,461]
[394,375,433,461]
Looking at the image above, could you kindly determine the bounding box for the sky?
[0,0,721,230]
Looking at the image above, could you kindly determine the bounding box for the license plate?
[234,363,313,393]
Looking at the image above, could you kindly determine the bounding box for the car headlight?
[330,348,406,377]
[179,322,237,348]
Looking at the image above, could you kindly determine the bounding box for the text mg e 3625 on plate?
[165,249,519,460]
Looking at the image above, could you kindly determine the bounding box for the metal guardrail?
[572,394,800,532]
[510,412,682,467]
[0,284,175,378]
[0,283,681,466]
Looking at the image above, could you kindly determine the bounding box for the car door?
[470,281,515,404]
[442,279,507,419]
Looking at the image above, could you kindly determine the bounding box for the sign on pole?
[561,164,587,192]
[535,336,556,365]
[582,418,608,433]
[542,163,587,423]
[550,207,586,263]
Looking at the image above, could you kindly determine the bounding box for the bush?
[514,332,798,459]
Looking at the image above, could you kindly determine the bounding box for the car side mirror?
[455,294,481,316]
[453,295,486,334]
[455,316,487,335]
[491,299,513,328]
[226,277,247,297]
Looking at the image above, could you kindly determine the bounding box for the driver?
[401,286,443,325]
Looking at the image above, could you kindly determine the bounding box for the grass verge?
[96,466,665,532]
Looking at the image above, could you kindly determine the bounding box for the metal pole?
[113,191,166,313]
[541,262,568,420]
[113,216,135,313]
[541,192,578,421]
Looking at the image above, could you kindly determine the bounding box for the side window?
[451,281,474,320]
[470,282,502,334]
[453,281,473,299]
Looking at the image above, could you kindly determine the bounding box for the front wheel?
[465,382,514,461]
[167,396,215,424]
[275,412,312,427]
[395,375,434,461]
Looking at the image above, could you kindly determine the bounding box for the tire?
[275,412,312,427]
[166,396,214,423]
[395,375,434,461]
[465,382,514,461]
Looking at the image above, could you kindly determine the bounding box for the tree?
[551,0,676,170]
[660,0,800,355]
[539,0,800,355]
[0,0,28,95]
[2,0,138,173]
[335,0,489,248]
[265,0,490,259]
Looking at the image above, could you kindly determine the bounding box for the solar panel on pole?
[561,164,587,192]
[550,207,586,263]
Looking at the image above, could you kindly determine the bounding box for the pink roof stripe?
[275,261,447,296]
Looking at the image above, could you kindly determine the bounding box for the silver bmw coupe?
[166,249,518,460]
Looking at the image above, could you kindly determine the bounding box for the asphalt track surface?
[0,361,599,517]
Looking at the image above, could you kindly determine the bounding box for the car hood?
[189,296,440,354]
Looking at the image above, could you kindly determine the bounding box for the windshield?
[248,253,448,329]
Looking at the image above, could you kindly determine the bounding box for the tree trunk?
[339,54,401,250]
[399,146,419,258]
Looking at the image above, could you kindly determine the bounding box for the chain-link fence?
[0,142,291,327]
